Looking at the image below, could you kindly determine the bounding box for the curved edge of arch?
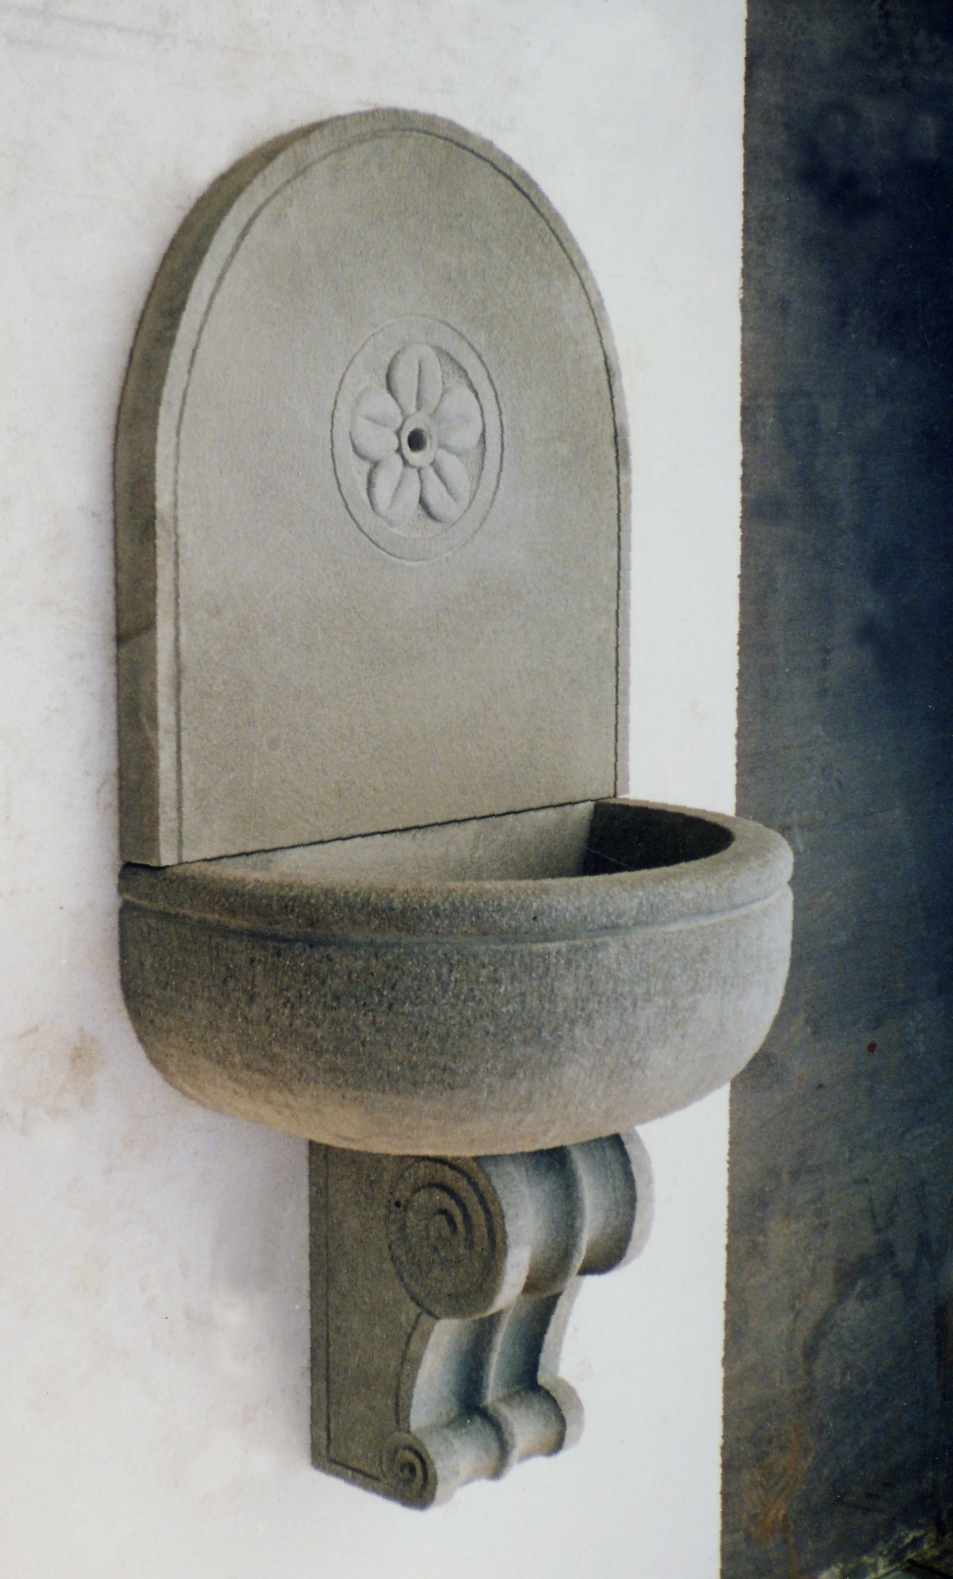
[115,125,309,863]
[115,109,631,865]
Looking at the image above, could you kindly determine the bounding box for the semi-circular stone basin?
[119,798,793,1156]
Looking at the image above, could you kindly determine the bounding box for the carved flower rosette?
[332,319,502,562]
[352,343,483,531]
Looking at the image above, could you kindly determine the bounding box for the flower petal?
[350,385,401,462]
[369,454,420,527]
[431,385,483,454]
[388,342,442,416]
[420,450,470,524]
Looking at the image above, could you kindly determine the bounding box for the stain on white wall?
[0,4,744,1575]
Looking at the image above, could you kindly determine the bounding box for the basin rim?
[119,800,793,945]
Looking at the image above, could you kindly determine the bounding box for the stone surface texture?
[111,103,780,1517]
[119,799,793,1156]
[724,3,953,1576]
[309,1132,652,1506]
[114,109,628,867]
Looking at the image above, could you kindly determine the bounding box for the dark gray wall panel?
[724,3,953,1575]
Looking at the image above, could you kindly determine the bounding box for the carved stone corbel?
[309,1131,652,1507]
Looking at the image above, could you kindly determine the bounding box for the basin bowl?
[119,798,793,1156]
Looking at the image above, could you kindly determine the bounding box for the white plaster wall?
[0,3,744,1575]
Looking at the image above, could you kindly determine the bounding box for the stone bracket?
[309,1131,652,1507]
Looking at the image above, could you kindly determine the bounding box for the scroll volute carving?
[310,1133,652,1507]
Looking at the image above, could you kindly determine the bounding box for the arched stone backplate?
[115,110,629,865]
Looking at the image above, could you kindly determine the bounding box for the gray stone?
[114,110,794,1507]
[114,109,628,867]
[309,1131,652,1507]
[119,797,793,1156]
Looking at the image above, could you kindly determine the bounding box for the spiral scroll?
[311,1132,653,1506]
[381,1432,437,1508]
[386,1157,506,1318]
